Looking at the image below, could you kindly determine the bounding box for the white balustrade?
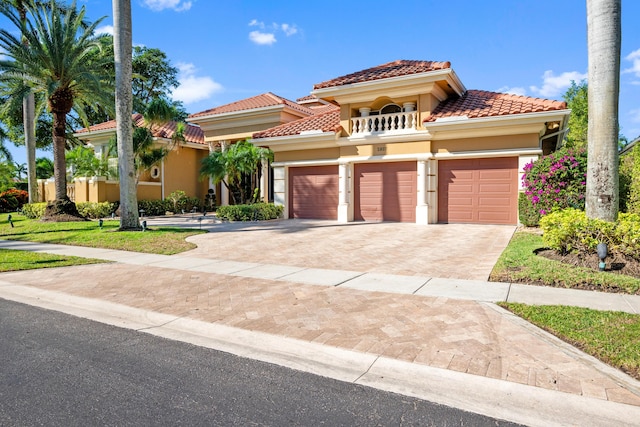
[351,111,417,134]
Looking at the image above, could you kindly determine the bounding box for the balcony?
[350,104,418,135]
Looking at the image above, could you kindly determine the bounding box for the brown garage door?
[355,162,417,222]
[289,165,339,219]
[438,157,518,225]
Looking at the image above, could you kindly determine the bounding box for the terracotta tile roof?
[253,105,341,139]
[189,92,314,119]
[313,60,451,90]
[76,113,205,145]
[424,90,567,122]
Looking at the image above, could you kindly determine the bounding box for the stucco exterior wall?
[274,148,340,163]
[162,147,207,200]
[432,134,538,154]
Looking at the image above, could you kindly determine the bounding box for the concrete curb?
[1,283,639,427]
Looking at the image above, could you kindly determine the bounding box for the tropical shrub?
[137,199,171,217]
[540,208,640,260]
[21,202,47,219]
[216,203,283,221]
[0,188,29,213]
[76,202,117,219]
[620,143,640,214]
[521,148,587,220]
[518,192,540,227]
[165,190,200,213]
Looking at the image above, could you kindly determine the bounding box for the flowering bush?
[0,188,29,213]
[521,148,587,219]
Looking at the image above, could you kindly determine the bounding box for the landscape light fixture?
[8,214,13,228]
[142,220,147,232]
[139,209,145,218]
[98,219,103,229]
[597,242,608,271]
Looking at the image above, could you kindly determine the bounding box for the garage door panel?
[355,162,417,222]
[438,157,517,225]
[478,183,513,193]
[290,166,338,220]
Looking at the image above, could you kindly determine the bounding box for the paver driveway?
[179,220,516,281]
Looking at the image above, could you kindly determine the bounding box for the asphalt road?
[0,298,523,426]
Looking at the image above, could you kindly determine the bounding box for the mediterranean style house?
[73,59,570,225]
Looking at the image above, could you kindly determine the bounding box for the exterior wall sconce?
[597,243,608,271]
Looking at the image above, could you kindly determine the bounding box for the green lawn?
[1,213,204,255]
[0,248,107,272]
[500,302,640,381]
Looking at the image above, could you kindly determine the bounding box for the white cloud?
[95,25,114,36]
[630,108,640,123]
[624,48,640,78]
[143,0,192,12]
[248,19,299,45]
[249,31,276,46]
[172,62,222,104]
[281,23,298,36]
[529,70,587,98]
[496,86,527,96]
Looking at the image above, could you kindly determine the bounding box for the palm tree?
[585,0,621,222]
[112,0,138,230]
[0,0,113,218]
[13,162,27,180]
[0,1,73,205]
[200,140,274,205]
[0,125,13,162]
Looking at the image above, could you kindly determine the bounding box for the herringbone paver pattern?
[182,221,515,280]
[3,262,640,407]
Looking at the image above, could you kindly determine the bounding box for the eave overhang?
[423,109,570,140]
[311,69,466,104]
[250,131,340,152]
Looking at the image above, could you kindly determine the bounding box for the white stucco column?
[219,141,230,206]
[337,162,352,223]
[416,158,429,224]
[272,166,287,217]
[427,158,438,223]
[260,161,269,202]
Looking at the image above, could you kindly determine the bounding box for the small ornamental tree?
[522,147,588,218]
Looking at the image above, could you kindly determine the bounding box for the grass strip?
[0,248,107,272]
[490,232,640,294]
[1,214,204,255]
[500,302,640,381]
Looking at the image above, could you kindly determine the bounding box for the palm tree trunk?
[113,0,139,229]
[52,110,67,201]
[24,93,38,202]
[17,1,38,203]
[585,0,621,221]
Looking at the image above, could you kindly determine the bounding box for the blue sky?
[3,0,640,164]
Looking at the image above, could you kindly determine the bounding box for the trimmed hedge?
[76,202,118,219]
[21,202,47,219]
[518,192,541,227]
[540,208,640,260]
[216,203,283,221]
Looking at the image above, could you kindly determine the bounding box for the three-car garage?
[287,157,518,225]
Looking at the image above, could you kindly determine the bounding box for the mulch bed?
[536,249,640,279]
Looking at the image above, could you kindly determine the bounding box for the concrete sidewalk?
[1,238,640,426]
